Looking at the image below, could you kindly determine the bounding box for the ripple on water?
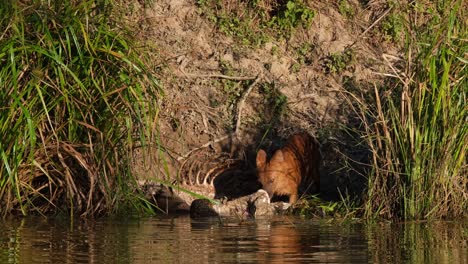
[0,216,466,263]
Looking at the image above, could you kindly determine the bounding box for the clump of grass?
[351,0,466,219]
[260,83,288,117]
[324,49,354,73]
[294,194,361,219]
[267,0,315,34]
[338,0,355,19]
[0,0,162,217]
[219,60,244,108]
[295,42,315,65]
[256,82,288,131]
[197,0,315,45]
[380,12,404,42]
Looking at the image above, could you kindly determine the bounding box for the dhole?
[256,132,321,204]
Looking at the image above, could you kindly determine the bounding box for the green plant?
[217,15,268,46]
[0,0,162,217]
[381,13,404,41]
[197,0,315,45]
[339,0,355,18]
[269,0,315,37]
[260,83,288,119]
[197,0,270,46]
[223,80,243,108]
[270,45,279,56]
[296,43,315,65]
[351,0,466,219]
[219,61,244,108]
[325,49,354,73]
[294,194,360,219]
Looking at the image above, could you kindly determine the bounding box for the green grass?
[325,49,354,73]
[351,0,467,220]
[294,193,361,219]
[338,0,355,19]
[0,0,162,217]
[378,2,404,42]
[197,0,315,45]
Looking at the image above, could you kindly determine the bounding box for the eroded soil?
[125,0,402,205]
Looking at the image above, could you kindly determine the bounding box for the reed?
[0,0,162,216]
[353,0,466,219]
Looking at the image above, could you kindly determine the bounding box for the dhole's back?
[256,132,321,203]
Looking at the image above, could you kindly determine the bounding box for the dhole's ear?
[256,149,267,169]
[272,150,284,162]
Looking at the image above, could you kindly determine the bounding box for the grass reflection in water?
[0,216,466,263]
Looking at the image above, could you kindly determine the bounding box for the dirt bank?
[125,0,402,204]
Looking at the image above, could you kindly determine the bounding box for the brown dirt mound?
[127,0,402,203]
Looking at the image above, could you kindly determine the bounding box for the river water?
[0,215,466,263]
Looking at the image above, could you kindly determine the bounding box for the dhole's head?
[256,149,297,197]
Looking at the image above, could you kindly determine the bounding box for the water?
[0,215,466,263]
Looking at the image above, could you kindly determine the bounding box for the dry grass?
[346,0,467,219]
[0,0,161,217]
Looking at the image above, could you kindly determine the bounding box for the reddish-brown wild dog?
[256,132,321,204]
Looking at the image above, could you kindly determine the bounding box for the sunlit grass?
[351,0,466,219]
[0,0,162,216]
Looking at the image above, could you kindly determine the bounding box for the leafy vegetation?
[381,12,404,42]
[219,60,244,108]
[324,49,354,73]
[352,0,467,219]
[197,0,315,45]
[260,83,288,119]
[338,0,355,18]
[1,0,465,222]
[296,43,315,65]
[294,194,360,219]
[268,0,315,33]
[0,0,161,217]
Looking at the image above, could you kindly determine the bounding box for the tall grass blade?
[0,0,162,217]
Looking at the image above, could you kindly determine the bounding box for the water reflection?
[256,220,317,263]
[0,216,466,263]
[368,221,468,264]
